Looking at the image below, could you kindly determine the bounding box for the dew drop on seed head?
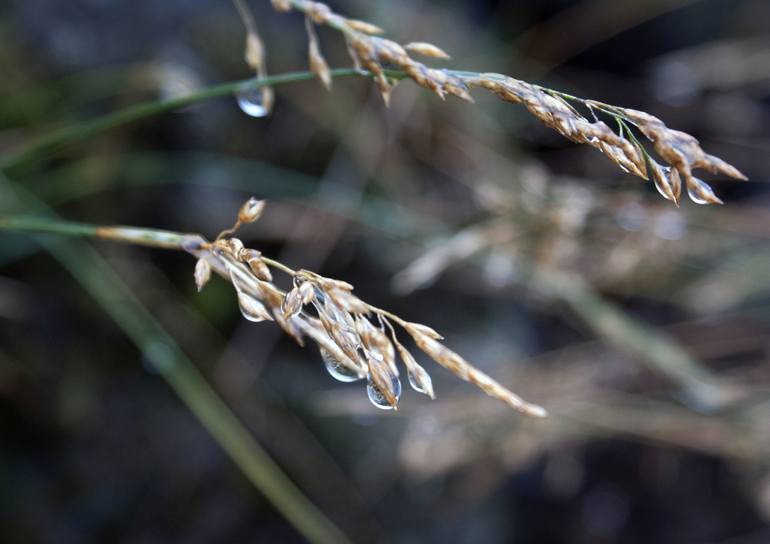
[366,374,401,410]
[235,88,269,117]
[407,367,433,396]
[321,348,361,383]
[238,292,269,322]
[687,179,720,205]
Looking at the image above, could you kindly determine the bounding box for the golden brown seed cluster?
[271,0,747,205]
[189,198,547,416]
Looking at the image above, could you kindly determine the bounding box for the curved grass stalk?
[0,69,362,173]
[0,200,549,417]
[1,50,746,207]
[0,179,350,544]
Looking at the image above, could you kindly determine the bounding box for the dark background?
[1,0,769,542]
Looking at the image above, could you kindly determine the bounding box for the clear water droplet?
[235,88,269,117]
[653,166,675,201]
[407,366,433,396]
[366,374,401,410]
[238,292,270,322]
[687,178,721,205]
[321,348,361,383]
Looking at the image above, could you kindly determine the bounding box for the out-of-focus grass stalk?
[0,215,194,249]
[534,268,737,409]
[0,181,350,544]
[0,68,364,173]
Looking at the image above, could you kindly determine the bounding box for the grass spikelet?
[189,198,546,416]
[404,42,451,60]
[272,0,746,205]
[305,17,332,90]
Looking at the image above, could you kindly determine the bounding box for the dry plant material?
[187,198,547,417]
[233,0,274,116]
[268,0,746,205]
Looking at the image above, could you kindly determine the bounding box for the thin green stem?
[0,213,417,332]
[0,68,363,172]
[0,184,350,544]
[0,59,648,180]
[0,215,197,249]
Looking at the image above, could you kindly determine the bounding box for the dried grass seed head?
[191,198,546,415]
[272,0,746,205]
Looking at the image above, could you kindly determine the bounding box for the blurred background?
[1,0,769,542]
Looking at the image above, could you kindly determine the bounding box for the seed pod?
[326,279,355,291]
[404,42,451,60]
[649,159,681,206]
[271,0,291,12]
[225,238,245,256]
[238,248,261,262]
[346,19,384,35]
[306,18,332,90]
[687,176,723,205]
[248,258,273,282]
[404,322,443,340]
[366,350,400,409]
[298,280,316,304]
[244,33,264,72]
[194,258,211,292]
[238,197,266,224]
[328,288,369,314]
[238,292,274,322]
[408,330,547,418]
[282,286,306,319]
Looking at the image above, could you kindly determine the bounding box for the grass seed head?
[193,198,547,415]
[272,0,746,205]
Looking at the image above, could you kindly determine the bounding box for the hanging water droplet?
[235,88,269,117]
[321,348,361,383]
[687,178,722,205]
[238,292,271,322]
[653,166,674,200]
[366,374,401,410]
[313,287,327,305]
[407,365,434,397]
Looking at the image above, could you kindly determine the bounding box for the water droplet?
[312,287,327,305]
[407,365,434,397]
[687,178,722,205]
[235,88,269,117]
[366,374,401,410]
[238,292,271,322]
[653,166,674,201]
[321,348,361,383]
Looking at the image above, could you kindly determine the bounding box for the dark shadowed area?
[1,0,769,542]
